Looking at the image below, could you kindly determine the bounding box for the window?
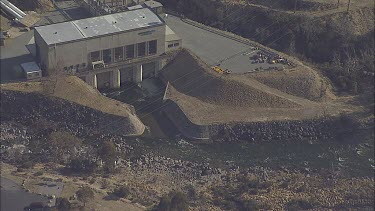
[148,40,157,55]
[90,51,101,62]
[114,47,124,62]
[103,49,112,63]
[137,42,146,57]
[173,42,180,47]
[125,44,135,59]
[168,43,173,48]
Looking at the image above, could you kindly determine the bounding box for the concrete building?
[34,8,181,89]
[21,62,42,80]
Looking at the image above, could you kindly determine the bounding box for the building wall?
[39,24,166,72]
[166,39,182,52]
[34,30,49,71]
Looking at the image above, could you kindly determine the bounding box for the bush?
[170,191,189,211]
[56,197,71,211]
[101,179,110,189]
[76,186,95,207]
[154,191,189,211]
[240,199,271,210]
[69,158,98,173]
[286,198,318,211]
[155,195,171,211]
[113,185,130,198]
[185,184,197,199]
[21,161,35,169]
[34,171,43,176]
[89,178,96,184]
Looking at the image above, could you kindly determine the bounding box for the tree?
[76,186,95,207]
[48,131,82,163]
[56,197,71,211]
[99,140,117,172]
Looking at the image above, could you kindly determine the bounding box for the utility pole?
[294,0,298,13]
[347,0,351,12]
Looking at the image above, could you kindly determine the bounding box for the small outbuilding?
[143,1,163,15]
[20,62,42,80]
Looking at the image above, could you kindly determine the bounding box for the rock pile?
[1,90,140,137]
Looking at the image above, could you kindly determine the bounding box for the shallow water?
[1,177,48,211]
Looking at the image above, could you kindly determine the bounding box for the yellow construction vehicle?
[211,66,224,74]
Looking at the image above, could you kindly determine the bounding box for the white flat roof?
[35,8,164,45]
[21,62,40,73]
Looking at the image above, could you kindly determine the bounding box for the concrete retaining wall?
[162,99,210,139]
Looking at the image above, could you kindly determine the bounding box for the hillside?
[161,49,354,124]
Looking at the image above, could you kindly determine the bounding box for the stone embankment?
[163,99,357,141]
[0,90,143,137]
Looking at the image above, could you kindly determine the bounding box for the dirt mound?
[248,67,332,101]
[1,76,145,136]
[161,49,301,108]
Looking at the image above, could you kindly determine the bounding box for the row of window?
[168,42,180,48]
[60,40,157,72]
[90,40,158,64]
[63,63,86,72]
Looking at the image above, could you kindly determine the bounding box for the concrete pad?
[165,16,284,73]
